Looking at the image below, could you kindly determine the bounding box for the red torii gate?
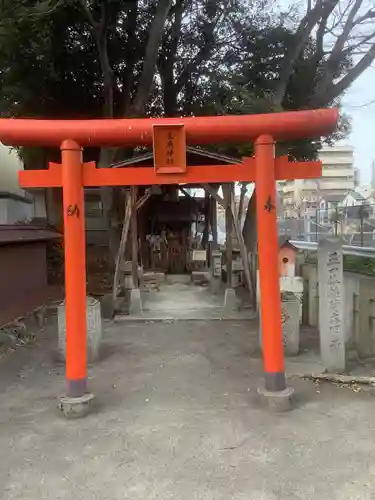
[0,108,337,415]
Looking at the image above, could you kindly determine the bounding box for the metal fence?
[278,203,375,247]
[290,240,375,258]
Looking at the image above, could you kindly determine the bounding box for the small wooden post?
[224,183,233,287]
[131,186,139,288]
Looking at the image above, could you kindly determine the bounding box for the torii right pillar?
[255,134,294,409]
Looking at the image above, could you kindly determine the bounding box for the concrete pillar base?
[129,288,143,315]
[58,393,96,419]
[100,293,115,319]
[224,288,237,310]
[257,386,294,412]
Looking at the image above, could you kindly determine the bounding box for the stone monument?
[318,238,346,372]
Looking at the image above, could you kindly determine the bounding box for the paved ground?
[123,281,256,320]
[142,281,224,311]
[1,317,375,499]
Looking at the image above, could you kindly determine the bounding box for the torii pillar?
[0,108,338,417]
[255,135,292,405]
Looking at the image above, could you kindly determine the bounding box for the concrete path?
[142,282,224,311]
[1,318,375,499]
[123,281,256,320]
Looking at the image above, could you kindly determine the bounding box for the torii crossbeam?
[0,108,338,416]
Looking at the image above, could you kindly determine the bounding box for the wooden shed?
[0,225,61,325]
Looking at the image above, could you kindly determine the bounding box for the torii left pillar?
[58,140,95,418]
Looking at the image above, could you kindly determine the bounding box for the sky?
[341,65,375,185]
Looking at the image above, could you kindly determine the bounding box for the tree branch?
[78,0,97,28]
[311,0,375,106]
[175,1,231,93]
[274,0,338,106]
[354,7,375,26]
[321,0,363,76]
[324,42,375,103]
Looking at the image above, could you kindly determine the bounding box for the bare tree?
[275,0,375,108]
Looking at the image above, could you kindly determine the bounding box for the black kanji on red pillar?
[263,196,275,212]
[67,204,80,218]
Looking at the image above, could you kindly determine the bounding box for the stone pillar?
[318,238,346,372]
[281,292,300,355]
[58,296,102,364]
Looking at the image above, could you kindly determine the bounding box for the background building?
[279,144,357,218]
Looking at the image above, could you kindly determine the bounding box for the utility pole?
[359,205,364,247]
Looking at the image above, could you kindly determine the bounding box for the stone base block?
[101,294,128,319]
[129,288,143,314]
[257,386,295,412]
[100,294,115,319]
[58,393,96,419]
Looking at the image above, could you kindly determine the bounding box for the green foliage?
[344,256,375,276]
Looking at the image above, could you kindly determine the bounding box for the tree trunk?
[130,0,173,116]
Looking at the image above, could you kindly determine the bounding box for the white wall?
[0,198,33,224]
[6,198,33,223]
[32,191,47,218]
[0,199,7,224]
[0,143,26,196]
[0,143,45,224]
